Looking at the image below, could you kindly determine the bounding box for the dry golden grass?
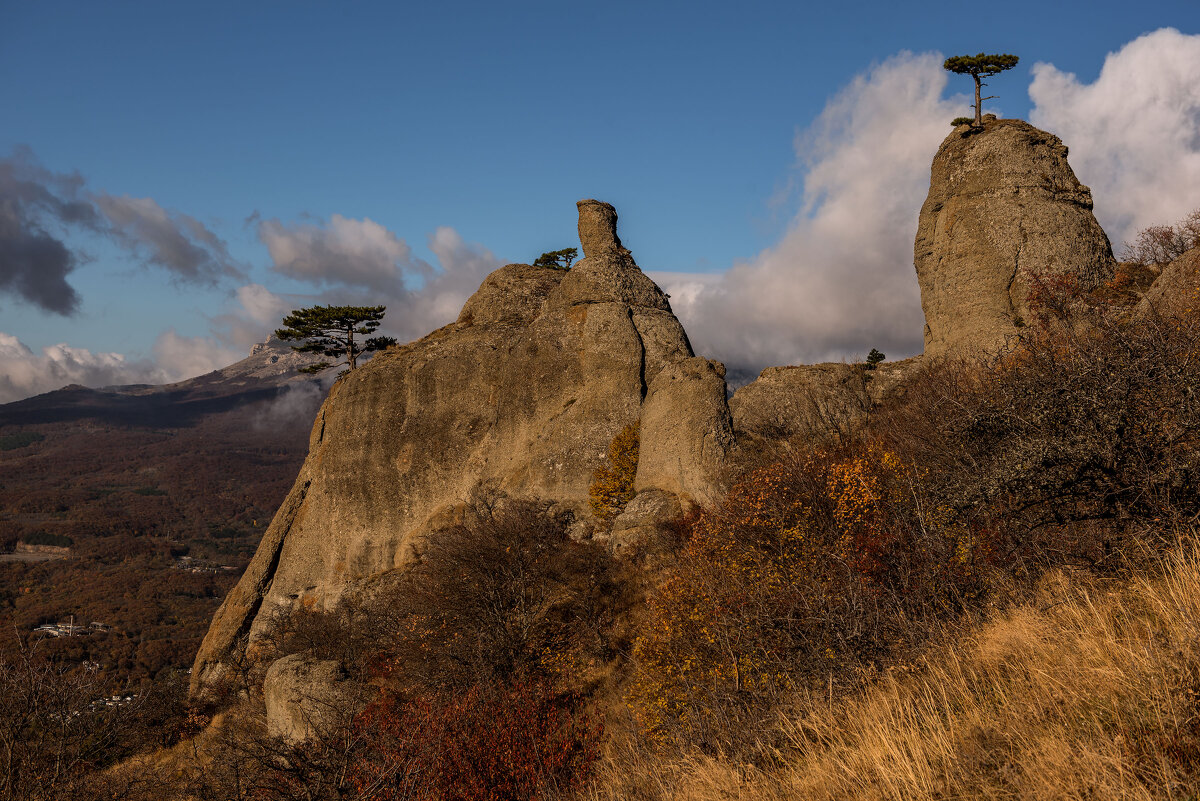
[588,540,1200,800]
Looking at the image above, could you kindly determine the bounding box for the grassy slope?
[590,540,1200,800]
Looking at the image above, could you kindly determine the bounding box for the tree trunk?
[974,74,982,126]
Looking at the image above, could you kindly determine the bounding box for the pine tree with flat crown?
[944,53,1019,127]
[275,304,397,374]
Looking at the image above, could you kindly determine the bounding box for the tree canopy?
[533,248,578,270]
[274,305,397,374]
[944,53,1019,126]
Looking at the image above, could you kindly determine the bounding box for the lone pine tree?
[275,304,397,374]
[944,53,1019,126]
[533,248,578,270]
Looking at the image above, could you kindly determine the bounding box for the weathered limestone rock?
[915,117,1116,358]
[577,199,623,257]
[263,653,366,744]
[456,263,563,326]
[730,359,918,444]
[1139,247,1200,317]
[609,489,683,554]
[192,200,732,692]
[635,357,733,505]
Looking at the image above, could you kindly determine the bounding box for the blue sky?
[1,0,1198,400]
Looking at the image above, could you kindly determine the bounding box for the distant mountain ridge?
[0,337,326,428]
[0,336,329,553]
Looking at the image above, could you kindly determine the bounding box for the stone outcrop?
[1139,247,1200,317]
[191,200,733,692]
[194,118,1132,700]
[577,199,624,257]
[730,359,918,445]
[915,116,1116,358]
[635,357,733,506]
[609,488,683,554]
[263,654,366,744]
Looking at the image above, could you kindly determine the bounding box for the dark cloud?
[0,147,245,314]
[0,147,102,315]
[95,194,245,285]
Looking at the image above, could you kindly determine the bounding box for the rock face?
[915,117,1116,358]
[195,119,1126,696]
[191,200,733,691]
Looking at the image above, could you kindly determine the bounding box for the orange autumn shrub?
[589,422,639,523]
[628,445,985,751]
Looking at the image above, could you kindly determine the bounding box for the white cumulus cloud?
[251,218,502,345]
[1029,27,1200,249]
[0,332,165,403]
[151,330,243,383]
[237,283,296,326]
[260,213,430,294]
[665,30,1200,377]
[665,51,964,374]
[400,226,505,337]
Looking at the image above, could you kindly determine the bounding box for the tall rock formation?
[915,116,1116,358]
[192,200,733,691]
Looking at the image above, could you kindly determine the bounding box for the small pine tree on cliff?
[944,53,1019,127]
[275,305,397,374]
[533,248,578,270]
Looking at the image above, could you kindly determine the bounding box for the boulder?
[609,489,684,554]
[1139,247,1200,317]
[729,359,917,445]
[915,117,1116,358]
[263,653,366,744]
[191,200,733,692]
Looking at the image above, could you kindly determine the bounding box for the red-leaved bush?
[350,680,603,801]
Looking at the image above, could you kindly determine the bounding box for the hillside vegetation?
[591,539,1200,800]
[0,387,312,689]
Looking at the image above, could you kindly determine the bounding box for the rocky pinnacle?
[577,199,623,257]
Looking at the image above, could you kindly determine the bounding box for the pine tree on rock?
[944,53,1019,126]
[533,248,578,270]
[275,305,397,374]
